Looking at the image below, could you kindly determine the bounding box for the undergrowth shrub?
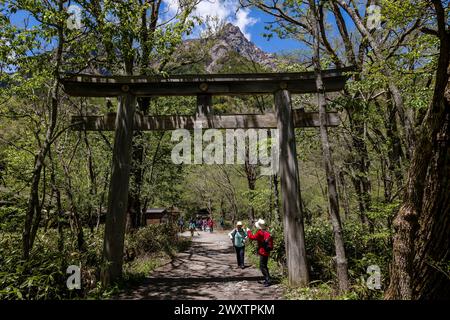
[248,202,394,298]
[0,229,103,299]
[125,223,184,259]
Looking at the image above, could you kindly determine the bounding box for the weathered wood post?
[102,92,136,285]
[196,93,212,116]
[274,88,310,287]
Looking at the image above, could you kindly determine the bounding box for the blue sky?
[163,0,304,53]
[237,11,302,54]
[7,0,357,55]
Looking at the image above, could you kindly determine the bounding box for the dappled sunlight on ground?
[117,230,283,300]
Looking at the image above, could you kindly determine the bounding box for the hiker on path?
[219,216,225,230]
[178,217,184,233]
[228,221,247,269]
[247,218,273,287]
[207,218,214,233]
[188,219,197,237]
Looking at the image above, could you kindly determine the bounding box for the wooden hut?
[143,206,181,225]
[195,208,211,219]
[143,208,168,225]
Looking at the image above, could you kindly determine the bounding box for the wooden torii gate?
[59,66,352,286]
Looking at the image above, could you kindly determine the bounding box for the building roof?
[144,208,167,214]
[196,208,211,216]
[167,205,181,213]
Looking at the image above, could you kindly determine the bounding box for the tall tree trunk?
[97,167,110,230]
[338,171,350,220]
[127,101,147,230]
[335,0,416,158]
[310,0,349,293]
[384,100,405,198]
[331,0,372,224]
[23,4,64,258]
[58,138,85,252]
[127,1,162,231]
[272,174,281,223]
[386,0,450,299]
[49,149,64,254]
[268,127,281,223]
[268,176,273,222]
[345,104,372,225]
[244,155,257,223]
[83,124,97,233]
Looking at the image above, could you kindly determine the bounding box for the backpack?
[262,231,273,252]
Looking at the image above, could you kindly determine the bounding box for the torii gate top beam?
[59,66,354,97]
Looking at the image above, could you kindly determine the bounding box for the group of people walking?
[185,217,214,236]
[228,219,273,287]
[179,215,274,288]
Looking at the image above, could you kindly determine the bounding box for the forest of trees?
[0,0,449,300]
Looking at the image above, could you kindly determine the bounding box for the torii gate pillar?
[101,93,136,285]
[275,89,310,286]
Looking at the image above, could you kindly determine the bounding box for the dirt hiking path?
[117,230,284,300]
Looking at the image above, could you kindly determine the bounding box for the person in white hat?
[247,218,272,287]
[228,221,248,269]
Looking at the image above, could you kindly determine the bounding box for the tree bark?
[244,155,257,223]
[386,0,450,299]
[272,173,281,223]
[23,3,64,258]
[127,98,150,230]
[345,105,372,225]
[83,123,97,233]
[311,0,349,293]
[58,142,85,252]
[49,149,64,254]
[334,0,416,158]
[338,171,350,220]
[384,100,405,199]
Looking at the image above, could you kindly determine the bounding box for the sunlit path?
[117,231,283,300]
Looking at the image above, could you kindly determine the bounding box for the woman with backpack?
[228,221,248,269]
[207,218,214,233]
[188,219,197,237]
[247,218,273,287]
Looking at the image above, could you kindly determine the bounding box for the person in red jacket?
[207,218,214,233]
[247,218,271,287]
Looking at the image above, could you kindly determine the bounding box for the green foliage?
[126,223,189,259]
[284,281,335,300]
[244,188,272,219]
[0,229,102,299]
[0,223,190,300]
[266,222,286,267]
[0,0,443,301]
[0,206,25,231]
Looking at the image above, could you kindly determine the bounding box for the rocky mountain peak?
[206,23,277,73]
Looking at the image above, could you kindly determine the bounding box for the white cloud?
[195,0,233,21]
[163,0,258,40]
[232,8,257,40]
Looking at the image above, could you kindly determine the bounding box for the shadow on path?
[117,231,283,300]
